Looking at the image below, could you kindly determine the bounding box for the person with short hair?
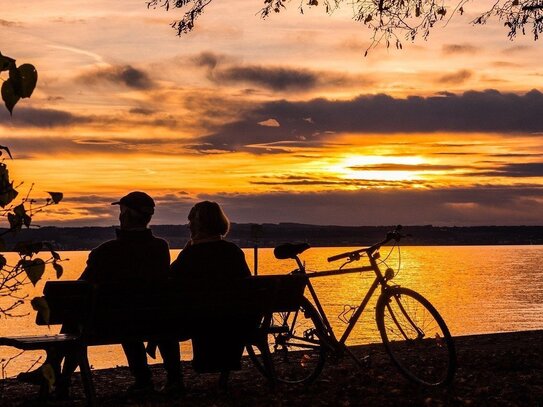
[18,191,182,396]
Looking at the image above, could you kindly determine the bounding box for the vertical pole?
[254,244,258,276]
[250,224,263,276]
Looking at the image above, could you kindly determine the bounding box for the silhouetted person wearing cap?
[18,191,182,397]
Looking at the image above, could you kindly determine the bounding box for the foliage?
[0,51,64,321]
[147,0,543,52]
[0,52,37,115]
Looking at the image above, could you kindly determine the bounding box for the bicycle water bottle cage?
[274,243,311,259]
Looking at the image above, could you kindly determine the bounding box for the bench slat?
[0,334,80,350]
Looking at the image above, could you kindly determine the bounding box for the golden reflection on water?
[1,246,542,376]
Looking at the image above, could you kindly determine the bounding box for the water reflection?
[1,246,542,377]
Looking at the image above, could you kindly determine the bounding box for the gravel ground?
[1,330,542,406]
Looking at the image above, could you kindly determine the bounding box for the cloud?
[0,107,89,127]
[442,44,479,54]
[478,163,543,177]
[129,107,156,115]
[33,187,543,227]
[0,19,19,27]
[191,51,372,92]
[348,163,462,171]
[197,186,543,226]
[192,89,543,152]
[214,66,319,91]
[258,118,280,127]
[192,51,228,69]
[78,65,156,90]
[437,69,473,84]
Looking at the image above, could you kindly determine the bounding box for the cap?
[112,191,155,215]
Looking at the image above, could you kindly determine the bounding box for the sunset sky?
[1,0,542,227]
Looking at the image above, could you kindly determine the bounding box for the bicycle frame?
[290,242,394,358]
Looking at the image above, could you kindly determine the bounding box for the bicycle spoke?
[377,287,456,386]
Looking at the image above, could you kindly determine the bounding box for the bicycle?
[246,225,456,387]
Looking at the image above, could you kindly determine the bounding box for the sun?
[331,155,426,182]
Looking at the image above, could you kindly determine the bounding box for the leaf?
[1,78,20,115]
[8,213,23,231]
[23,214,32,228]
[0,145,13,159]
[22,258,45,285]
[8,66,23,96]
[41,363,55,391]
[0,164,18,207]
[51,250,61,261]
[17,64,37,99]
[0,52,15,72]
[31,296,51,325]
[53,261,63,279]
[13,203,26,217]
[0,254,6,270]
[47,192,63,204]
[15,241,43,256]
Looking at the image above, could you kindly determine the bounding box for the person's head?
[188,201,230,239]
[112,191,155,229]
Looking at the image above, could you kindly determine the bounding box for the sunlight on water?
[1,246,542,377]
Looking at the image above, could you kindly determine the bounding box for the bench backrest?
[37,275,307,344]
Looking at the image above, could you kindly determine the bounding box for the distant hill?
[1,224,542,251]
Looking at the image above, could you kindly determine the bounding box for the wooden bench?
[0,275,307,406]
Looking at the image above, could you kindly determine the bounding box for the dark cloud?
[0,19,19,27]
[129,107,156,115]
[193,89,543,152]
[437,70,473,84]
[442,44,479,54]
[37,187,543,227]
[489,153,543,158]
[492,61,523,68]
[192,51,371,92]
[192,51,226,69]
[0,107,88,127]
[250,175,423,188]
[215,66,318,91]
[197,186,543,226]
[478,163,543,177]
[78,65,155,90]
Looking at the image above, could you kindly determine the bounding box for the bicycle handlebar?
[327,225,405,263]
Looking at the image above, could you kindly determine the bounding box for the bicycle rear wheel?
[247,297,326,384]
[376,287,456,386]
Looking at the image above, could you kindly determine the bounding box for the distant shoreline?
[1,224,543,251]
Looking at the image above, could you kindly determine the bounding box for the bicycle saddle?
[274,243,311,259]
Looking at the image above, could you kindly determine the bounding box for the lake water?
[1,245,542,378]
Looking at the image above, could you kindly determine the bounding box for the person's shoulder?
[91,238,119,253]
[221,240,245,254]
[151,235,170,248]
[221,240,240,248]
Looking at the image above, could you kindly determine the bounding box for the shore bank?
[1,330,542,406]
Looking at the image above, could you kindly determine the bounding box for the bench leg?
[77,346,97,407]
[256,340,277,389]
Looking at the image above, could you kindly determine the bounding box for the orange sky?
[1,0,543,226]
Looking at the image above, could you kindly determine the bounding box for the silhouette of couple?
[18,191,250,397]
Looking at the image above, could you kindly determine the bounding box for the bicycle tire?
[375,286,456,386]
[247,297,327,384]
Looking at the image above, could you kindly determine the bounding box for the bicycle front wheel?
[247,297,326,384]
[376,287,456,386]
